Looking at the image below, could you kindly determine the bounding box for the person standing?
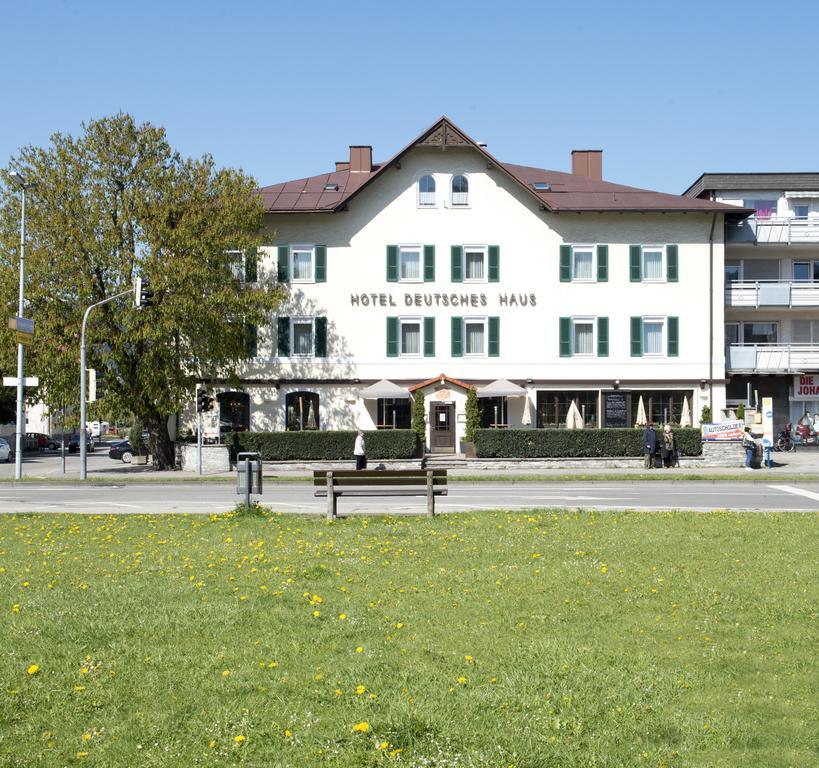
[353,430,366,471]
[642,423,658,469]
[742,426,756,471]
[661,424,676,468]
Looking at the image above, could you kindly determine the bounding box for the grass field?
[1,509,816,767]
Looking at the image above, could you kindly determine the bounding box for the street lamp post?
[10,171,33,481]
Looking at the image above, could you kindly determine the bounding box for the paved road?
[2,481,819,514]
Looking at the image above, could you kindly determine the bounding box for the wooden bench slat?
[313,477,448,487]
[313,469,446,479]
[315,489,448,497]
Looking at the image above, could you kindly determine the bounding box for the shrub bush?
[224,430,418,461]
[474,428,702,458]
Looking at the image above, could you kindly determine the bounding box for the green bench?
[313,469,448,520]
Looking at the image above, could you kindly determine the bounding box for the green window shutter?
[488,245,500,282]
[245,323,257,358]
[314,316,327,357]
[423,245,435,282]
[668,316,679,357]
[597,244,608,282]
[630,316,643,357]
[386,317,398,357]
[423,317,435,357]
[244,248,258,282]
[488,317,500,357]
[277,246,289,282]
[386,245,398,282]
[597,317,609,357]
[629,245,642,282]
[559,317,571,357]
[315,245,327,283]
[451,316,463,357]
[666,244,679,282]
[559,245,572,282]
[277,317,290,356]
[451,245,463,282]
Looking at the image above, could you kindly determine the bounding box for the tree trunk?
[143,411,175,470]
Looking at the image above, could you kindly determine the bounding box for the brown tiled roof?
[258,117,750,215]
[408,373,474,393]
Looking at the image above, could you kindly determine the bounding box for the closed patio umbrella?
[306,399,317,430]
[521,395,533,426]
[566,400,584,430]
[635,395,647,427]
[680,395,691,427]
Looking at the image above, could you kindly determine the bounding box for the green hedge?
[224,430,418,461]
[474,428,702,458]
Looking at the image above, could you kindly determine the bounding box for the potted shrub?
[461,387,479,458]
[129,420,148,465]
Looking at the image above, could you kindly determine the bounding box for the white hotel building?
[211,118,747,453]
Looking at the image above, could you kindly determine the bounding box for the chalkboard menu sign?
[603,391,629,428]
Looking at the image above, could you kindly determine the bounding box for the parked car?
[108,440,137,463]
[45,434,69,450]
[23,432,47,452]
[68,434,95,454]
[0,436,11,463]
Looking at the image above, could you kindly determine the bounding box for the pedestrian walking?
[353,430,366,471]
[661,424,676,468]
[742,427,756,471]
[642,423,658,469]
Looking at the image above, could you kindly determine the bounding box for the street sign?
[3,376,39,387]
[8,316,34,335]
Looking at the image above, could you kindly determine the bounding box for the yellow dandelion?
[82,732,92,741]
[313,610,321,618]
[208,740,216,749]
[355,646,363,653]
[233,734,245,744]
[27,664,39,676]
[74,685,85,692]
[284,729,292,738]
[76,752,88,759]
[395,622,404,629]
[267,660,278,668]
[338,613,347,620]
[11,604,20,613]
[352,721,370,733]
[334,688,343,696]
[464,655,474,664]
[377,741,389,750]
[601,564,608,574]
[456,676,467,685]
[355,684,366,695]
[222,670,231,678]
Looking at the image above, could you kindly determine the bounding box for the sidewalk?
[2,447,817,482]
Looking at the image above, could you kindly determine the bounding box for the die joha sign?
[793,374,819,400]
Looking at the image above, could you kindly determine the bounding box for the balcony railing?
[726,343,819,372]
[725,280,819,308]
[727,216,819,244]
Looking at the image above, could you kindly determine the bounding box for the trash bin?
[236,452,263,505]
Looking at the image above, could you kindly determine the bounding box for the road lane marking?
[769,485,819,503]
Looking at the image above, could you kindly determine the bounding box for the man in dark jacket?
[642,423,658,469]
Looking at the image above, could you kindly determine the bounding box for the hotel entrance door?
[430,403,455,453]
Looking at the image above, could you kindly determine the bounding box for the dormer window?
[451,174,469,207]
[418,174,436,207]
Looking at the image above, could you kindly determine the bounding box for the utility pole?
[9,171,34,480]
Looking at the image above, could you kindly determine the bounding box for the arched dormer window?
[451,174,469,206]
[418,174,436,207]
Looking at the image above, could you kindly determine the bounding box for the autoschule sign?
[701,421,745,441]
[793,374,819,400]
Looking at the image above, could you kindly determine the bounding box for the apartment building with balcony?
[684,173,819,426]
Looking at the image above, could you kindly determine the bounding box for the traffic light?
[196,390,214,413]
[134,276,154,308]
[89,369,107,402]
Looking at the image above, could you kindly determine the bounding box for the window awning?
[358,379,411,399]
[476,379,527,397]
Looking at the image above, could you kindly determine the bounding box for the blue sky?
[2,0,816,194]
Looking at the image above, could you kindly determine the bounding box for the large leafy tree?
[0,114,283,468]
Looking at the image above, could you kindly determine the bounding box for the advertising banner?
[701,420,745,441]
[762,397,773,448]
[793,374,819,401]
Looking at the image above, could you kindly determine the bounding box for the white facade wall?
[216,147,727,448]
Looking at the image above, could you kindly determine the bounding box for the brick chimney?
[349,145,373,173]
[571,150,603,180]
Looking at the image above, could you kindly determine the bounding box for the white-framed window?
[642,316,666,355]
[744,199,779,220]
[291,318,315,357]
[793,203,810,220]
[290,245,315,282]
[792,319,819,344]
[399,317,422,356]
[418,174,436,207]
[742,321,778,344]
[571,317,595,356]
[464,245,487,282]
[464,317,486,356]
[398,245,422,282]
[451,173,469,207]
[641,246,665,282]
[793,260,819,282]
[572,245,595,282]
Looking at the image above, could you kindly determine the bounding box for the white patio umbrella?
[306,399,317,430]
[521,395,533,427]
[679,395,691,427]
[566,399,584,430]
[635,395,647,427]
